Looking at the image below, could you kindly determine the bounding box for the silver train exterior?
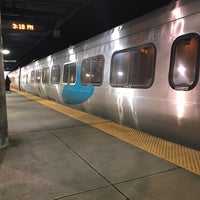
[9,0,200,150]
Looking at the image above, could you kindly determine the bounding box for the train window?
[30,70,35,83]
[169,33,200,91]
[22,75,26,84]
[63,62,76,84]
[22,74,28,84]
[110,44,156,88]
[51,65,60,84]
[81,55,104,86]
[36,69,41,83]
[25,74,28,84]
[110,52,131,86]
[130,46,155,87]
[42,67,50,84]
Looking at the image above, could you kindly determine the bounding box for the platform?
[0,90,200,200]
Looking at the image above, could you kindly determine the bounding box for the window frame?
[81,55,104,86]
[51,65,61,84]
[110,44,156,88]
[169,33,200,91]
[30,70,35,83]
[36,69,41,83]
[42,67,50,84]
[63,62,77,84]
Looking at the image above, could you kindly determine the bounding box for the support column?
[0,12,9,149]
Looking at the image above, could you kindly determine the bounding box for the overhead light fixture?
[2,49,10,55]
[4,60,16,63]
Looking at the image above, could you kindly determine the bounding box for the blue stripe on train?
[62,66,94,104]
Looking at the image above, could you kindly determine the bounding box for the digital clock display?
[12,23,34,31]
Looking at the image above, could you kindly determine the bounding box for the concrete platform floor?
[0,91,200,200]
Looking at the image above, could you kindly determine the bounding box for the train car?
[10,0,200,150]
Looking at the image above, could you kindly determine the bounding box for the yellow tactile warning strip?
[11,88,200,176]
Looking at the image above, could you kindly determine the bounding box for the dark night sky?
[44,0,171,52]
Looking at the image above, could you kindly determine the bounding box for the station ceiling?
[1,0,171,71]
